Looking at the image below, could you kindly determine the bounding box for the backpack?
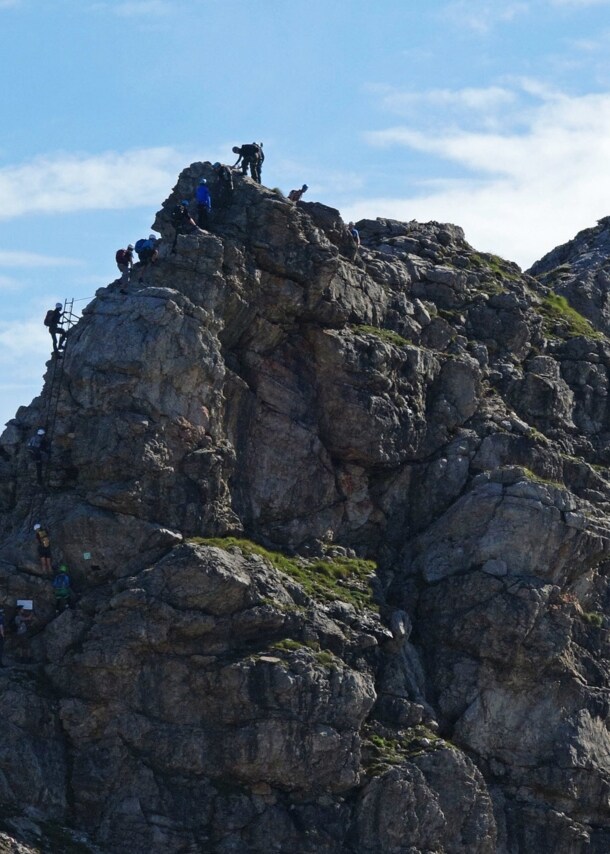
[134,238,148,254]
[171,204,187,227]
[52,574,70,591]
[44,309,55,327]
[116,249,129,265]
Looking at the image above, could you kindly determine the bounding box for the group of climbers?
[0,522,72,667]
[19,140,364,668]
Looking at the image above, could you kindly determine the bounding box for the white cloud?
[550,0,610,6]
[0,147,193,220]
[91,0,172,15]
[0,250,80,267]
[441,0,528,32]
[0,316,50,427]
[372,85,516,116]
[360,87,610,268]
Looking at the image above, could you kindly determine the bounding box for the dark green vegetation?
[188,537,378,611]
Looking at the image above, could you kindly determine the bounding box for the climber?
[195,179,212,230]
[27,428,49,485]
[52,564,73,614]
[348,222,361,248]
[170,201,200,253]
[13,605,32,660]
[134,235,160,283]
[232,142,264,182]
[44,303,66,355]
[33,523,52,573]
[115,244,134,282]
[212,162,234,211]
[288,184,308,203]
[0,608,4,667]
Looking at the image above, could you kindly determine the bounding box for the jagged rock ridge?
[1,163,610,852]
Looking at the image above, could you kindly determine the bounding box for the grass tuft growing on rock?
[188,536,378,611]
[539,292,604,340]
[363,726,445,776]
[351,325,412,347]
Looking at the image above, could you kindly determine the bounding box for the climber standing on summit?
[232,142,264,183]
[195,179,212,229]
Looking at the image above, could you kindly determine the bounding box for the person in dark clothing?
[0,608,4,667]
[115,245,134,281]
[52,564,73,613]
[46,303,66,354]
[134,235,160,283]
[27,428,49,484]
[33,523,52,573]
[170,201,199,253]
[348,222,361,247]
[288,184,308,202]
[232,142,264,182]
[212,162,234,213]
[195,179,212,229]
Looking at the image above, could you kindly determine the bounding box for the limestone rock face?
[2,165,610,852]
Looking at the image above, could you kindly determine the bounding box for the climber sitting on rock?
[288,184,308,202]
[52,564,73,613]
[170,200,200,253]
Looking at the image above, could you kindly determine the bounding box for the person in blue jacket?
[196,179,212,229]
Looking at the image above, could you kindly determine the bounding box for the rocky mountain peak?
[1,164,610,852]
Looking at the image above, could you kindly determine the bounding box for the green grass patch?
[470,251,520,283]
[581,611,604,628]
[188,537,378,612]
[351,325,411,347]
[363,726,444,775]
[539,292,604,340]
[271,638,339,668]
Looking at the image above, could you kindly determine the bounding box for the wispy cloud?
[0,147,193,220]
[0,250,80,267]
[370,84,516,125]
[550,0,610,6]
[441,0,528,33]
[359,86,610,268]
[91,0,172,15]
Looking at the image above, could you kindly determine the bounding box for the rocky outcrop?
[1,163,610,852]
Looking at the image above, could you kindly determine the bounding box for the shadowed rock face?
[1,164,610,852]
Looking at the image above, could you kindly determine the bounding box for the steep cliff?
[1,163,610,853]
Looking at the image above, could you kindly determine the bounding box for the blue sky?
[3,0,610,428]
